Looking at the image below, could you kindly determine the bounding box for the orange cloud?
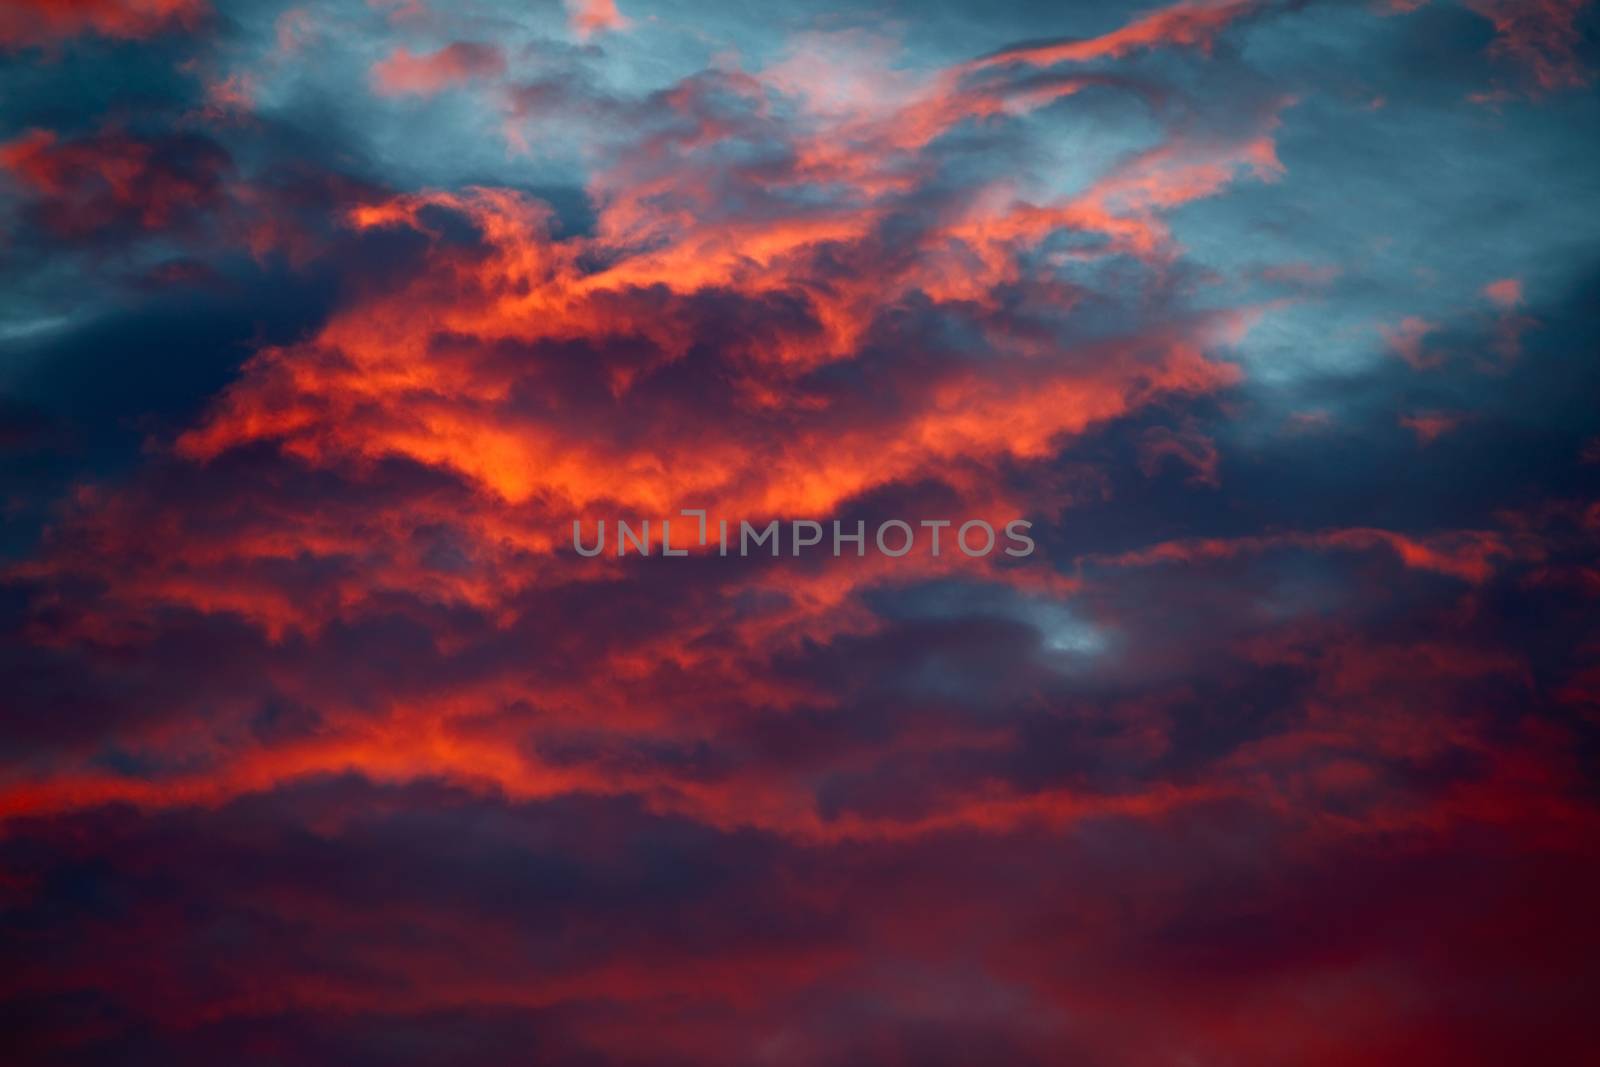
[0,12,1307,841]
[567,0,629,39]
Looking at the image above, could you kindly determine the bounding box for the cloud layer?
[2,1,1598,1063]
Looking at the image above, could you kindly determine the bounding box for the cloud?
[1379,315,1440,369]
[1400,410,1466,443]
[1468,0,1593,91]
[0,127,231,239]
[370,42,507,98]
[1483,276,1523,307]
[968,0,1282,70]
[2,0,1599,1062]
[0,0,205,48]
[567,0,630,39]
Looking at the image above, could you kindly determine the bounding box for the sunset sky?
[2,1,1599,1063]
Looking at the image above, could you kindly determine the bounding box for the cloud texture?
[2,0,1598,1063]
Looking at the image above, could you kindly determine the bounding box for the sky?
[1,0,1598,1064]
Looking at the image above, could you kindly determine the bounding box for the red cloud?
[1138,423,1223,487]
[0,15,1290,836]
[1379,315,1440,369]
[1483,277,1523,307]
[1088,525,1530,584]
[370,41,506,98]
[1400,411,1466,443]
[1482,278,1539,360]
[0,0,204,47]
[968,0,1269,69]
[1374,0,1592,95]
[1468,0,1593,91]
[0,126,230,238]
[5,5,1600,1062]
